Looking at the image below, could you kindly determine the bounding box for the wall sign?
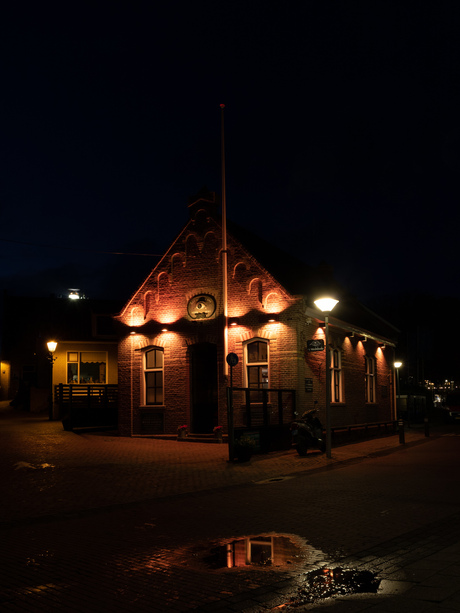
[307,339,324,352]
[187,294,217,319]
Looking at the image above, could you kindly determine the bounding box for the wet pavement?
[1,402,460,612]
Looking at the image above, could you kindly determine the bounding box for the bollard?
[398,419,405,445]
[424,417,430,437]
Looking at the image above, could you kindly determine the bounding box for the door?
[189,343,218,433]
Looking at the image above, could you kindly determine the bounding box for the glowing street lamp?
[314,297,339,459]
[47,341,58,420]
[394,361,402,419]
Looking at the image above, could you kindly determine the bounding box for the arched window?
[365,356,376,403]
[331,349,343,403]
[144,347,164,405]
[245,340,269,389]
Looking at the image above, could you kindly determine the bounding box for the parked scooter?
[290,408,326,456]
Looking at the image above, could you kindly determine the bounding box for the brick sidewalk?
[0,403,436,524]
[1,404,459,613]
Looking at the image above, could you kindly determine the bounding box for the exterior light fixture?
[314,297,339,459]
[229,318,239,326]
[161,327,169,332]
[47,340,58,354]
[394,362,402,421]
[46,341,57,420]
[259,314,279,324]
[68,289,80,300]
[314,297,339,313]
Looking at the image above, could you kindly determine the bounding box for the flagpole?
[220,103,228,377]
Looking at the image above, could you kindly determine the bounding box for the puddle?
[13,461,55,470]
[144,533,328,572]
[203,534,309,569]
[288,566,381,605]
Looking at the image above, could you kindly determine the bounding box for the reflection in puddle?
[205,535,305,569]
[289,566,381,605]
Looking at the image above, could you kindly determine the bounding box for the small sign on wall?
[305,378,313,392]
[307,339,324,352]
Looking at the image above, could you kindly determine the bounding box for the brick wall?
[116,202,395,436]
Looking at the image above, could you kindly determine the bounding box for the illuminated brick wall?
[115,194,396,436]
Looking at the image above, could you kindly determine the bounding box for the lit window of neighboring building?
[245,340,269,389]
[365,356,376,403]
[67,352,107,384]
[331,348,343,403]
[144,348,164,405]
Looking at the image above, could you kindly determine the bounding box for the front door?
[189,343,218,433]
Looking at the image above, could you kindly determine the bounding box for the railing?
[230,387,297,428]
[330,421,396,445]
[229,387,296,453]
[55,384,118,431]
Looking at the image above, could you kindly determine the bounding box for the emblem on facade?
[187,294,217,319]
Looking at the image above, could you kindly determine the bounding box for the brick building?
[115,189,398,439]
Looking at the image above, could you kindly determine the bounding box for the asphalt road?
[1,406,459,612]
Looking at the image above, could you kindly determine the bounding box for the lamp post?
[314,297,339,459]
[47,341,57,420]
[394,361,402,418]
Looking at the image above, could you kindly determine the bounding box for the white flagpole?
[220,104,229,377]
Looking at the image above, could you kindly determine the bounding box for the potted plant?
[234,435,256,462]
[213,425,223,442]
[177,424,188,439]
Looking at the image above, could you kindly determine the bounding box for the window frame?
[66,351,107,384]
[330,348,343,403]
[365,355,376,403]
[244,339,269,390]
[143,347,164,405]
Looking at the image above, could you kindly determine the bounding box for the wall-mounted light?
[161,327,169,332]
[378,343,385,349]
[229,318,239,326]
[259,313,279,323]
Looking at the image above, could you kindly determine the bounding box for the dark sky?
[1,1,460,308]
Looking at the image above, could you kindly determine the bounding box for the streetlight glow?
[314,298,339,313]
[47,341,57,353]
[314,296,339,460]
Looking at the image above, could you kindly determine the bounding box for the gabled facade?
[116,190,398,438]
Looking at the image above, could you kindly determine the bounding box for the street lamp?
[47,341,58,420]
[314,297,339,459]
[394,361,402,419]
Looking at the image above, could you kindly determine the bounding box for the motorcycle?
[290,409,326,456]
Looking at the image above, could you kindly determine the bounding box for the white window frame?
[244,339,269,390]
[143,347,164,405]
[66,351,107,384]
[330,348,343,403]
[365,356,376,403]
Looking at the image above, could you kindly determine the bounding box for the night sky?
[2,2,460,315]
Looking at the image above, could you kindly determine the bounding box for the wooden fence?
[55,384,118,431]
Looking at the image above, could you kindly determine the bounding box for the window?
[144,348,164,405]
[365,356,376,403]
[246,340,269,389]
[67,352,107,384]
[331,349,342,403]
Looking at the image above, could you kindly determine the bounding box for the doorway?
[189,343,218,433]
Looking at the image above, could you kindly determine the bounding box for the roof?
[225,219,398,343]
